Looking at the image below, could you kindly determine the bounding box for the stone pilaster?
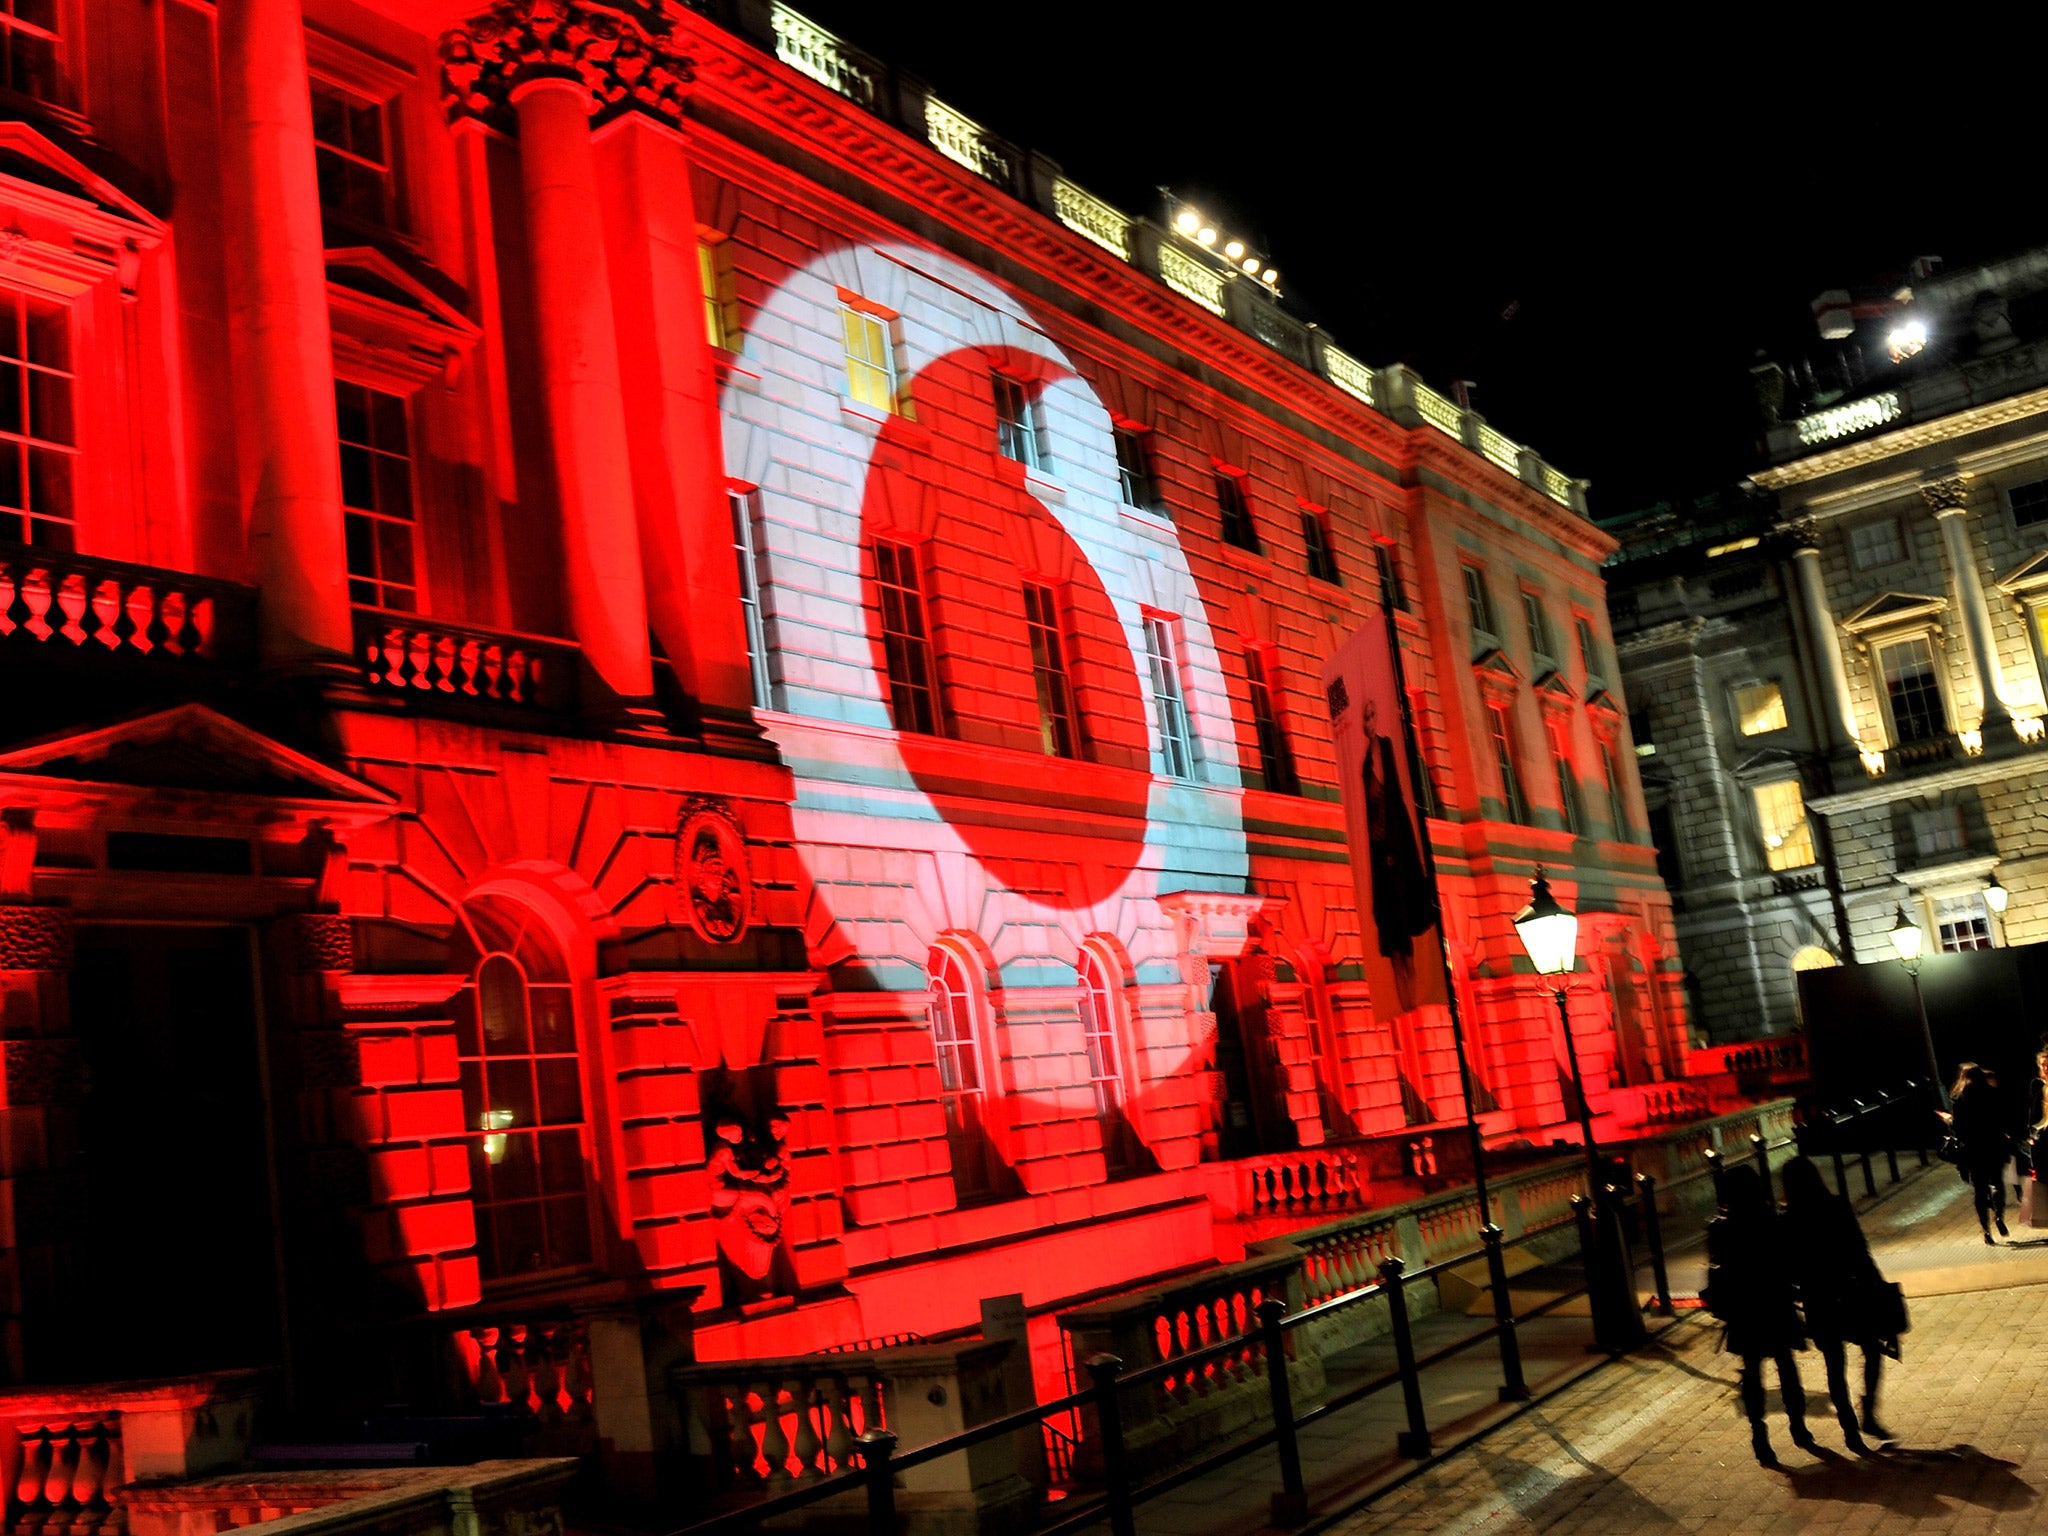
[1786,522,1861,752]
[0,904,75,1382]
[1922,473,2011,733]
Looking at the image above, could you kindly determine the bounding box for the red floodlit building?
[0,0,1693,1515]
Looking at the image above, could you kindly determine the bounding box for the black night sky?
[793,4,2044,518]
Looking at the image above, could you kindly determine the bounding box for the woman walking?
[1781,1156,1893,1451]
[1705,1163,1810,1465]
[1948,1063,2011,1243]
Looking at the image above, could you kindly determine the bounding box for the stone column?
[1787,527,1860,751]
[1923,473,2010,732]
[216,0,354,675]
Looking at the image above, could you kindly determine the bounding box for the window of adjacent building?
[0,0,57,101]
[1375,542,1408,612]
[1216,470,1260,552]
[1301,509,1339,584]
[1143,614,1197,779]
[1734,681,1789,736]
[1911,805,1967,859]
[336,380,418,611]
[1244,645,1300,795]
[1550,730,1583,836]
[1463,565,1497,639]
[1629,706,1655,758]
[310,79,394,228]
[1599,741,1628,838]
[1522,590,1554,662]
[992,372,1048,472]
[0,287,72,550]
[1849,517,1906,570]
[1876,635,1947,744]
[699,239,739,351]
[1022,580,1080,758]
[873,538,939,735]
[1113,425,1159,513]
[928,943,1001,1201]
[841,302,899,413]
[1576,616,1603,684]
[1753,779,1816,871]
[1931,893,1995,952]
[2009,478,2048,530]
[455,944,590,1282]
[730,488,771,710]
[1646,801,1683,889]
[1486,703,1528,824]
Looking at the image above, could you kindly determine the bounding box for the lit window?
[1550,729,1583,835]
[730,488,771,709]
[929,944,1001,1200]
[841,303,898,413]
[2010,478,2048,530]
[1487,704,1528,824]
[1876,636,1946,744]
[992,372,1048,472]
[1301,509,1339,584]
[1522,590,1554,661]
[1114,426,1159,513]
[1932,893,1995,952]
[873,538,939,735]
[1849,518,1906,570]
[1734,682,1789,736]
[1753,779,1816,871]
[699,240,738,351]
[1576,616,1603,682]
[1143,614,1196,779]
[454,927,590,1282]
[1022,580,1079,758]
[1216,471,1260,552]
[0,0,55,100]
[0,287,73,550]
[1599,742,1628,838]
[1631,707,1656,759]
[1244,645,1299,795]
[310,80,394,227]
[1463,565,1496,639]
[1376,542,1408,612]
[1911,805,1967,858]
[337,380,418,611]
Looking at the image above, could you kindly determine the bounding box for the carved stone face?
[702,1066,791,1289]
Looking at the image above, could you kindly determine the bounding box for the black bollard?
[1378,1256,1432,1459]
[1086,1354,1136,1536]
[1258,1298,1308,1527]
[1482,1224,1529,1402]
[1637,1173,1673,1316]
[857,1428,898,1536]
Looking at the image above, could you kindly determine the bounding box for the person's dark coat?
[1788,1188,1883,1345]
[1705,1202,1803,1357]
[1952,1083,2010,1179]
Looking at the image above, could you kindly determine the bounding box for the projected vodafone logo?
[721,243,1247,929]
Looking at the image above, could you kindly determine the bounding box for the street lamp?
[1889,902,1947,1107]
[1514,869,1600,1189]
[1984,875,2010,915]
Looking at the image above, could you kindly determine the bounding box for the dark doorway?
[54,925,281,1382]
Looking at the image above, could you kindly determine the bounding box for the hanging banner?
[1321,615,1447,1025]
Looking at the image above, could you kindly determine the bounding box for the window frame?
[1300,506,1339,585]
[0,283,76,551]
[991,371,1049,473]
[872,535,941,736]
[1574,614,1604,687]
[928,941,1004,1202]
[1214,468,1261,553]
[1375,541,1408,613]
[1486,702,1529,825]
[309,74,399,231]
[1872,631,1950,747]
[335,375,424,613]
[699,237,740,352]
[1847,516,1908,571]
[1909,804,1968,860]
[1548,723,1583,836]
[1142,612,1198,780]
[0,0,61,107]
[2007,477,2048,533]
[1598,740,1629,840]
[1751,777,1817,872]
[1732,680,1790,737]
[839,298,901,415]
[1113,424,1160,515]
[1243,643,1300,796]
[1462,564,1498,644]
[730,486,772,710]
[1521,588,1555,666]
[1929,891,1996,952]
[1021,578,1081,759]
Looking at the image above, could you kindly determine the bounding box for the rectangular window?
[1114,426,1158,513]
[1244,646,1299,795]
[1734,681,1789,736]
[1849,518,1906,570]
[1022,581,1080,758]
[841,303,899,413]
[1376,543,1408,612]
[1753,779,1816,871]
[992,372,1048,472]
[1301,509,1339,584]
[1216,471,1260,552]
[310,80,394,228]
[1599,742,1628,838]
[1487,704,1528,824]
[873,538,939,735]
[2010,478,2048,530]
[1629,706,1656,758]
[1522,590,1554,661]
[1463,565,1497,638]
[1551,734,1583,835]
[1877,635,1946,743]
[1576,616,1603,683]
[336,380,418,611]
[1911,805,1967,858]
[699,240,738,351]
[1143,615,1196,779]
[1932,893,1995,952]
[0,287,73,549]
[730,488,771,710]
[0,0,57,100]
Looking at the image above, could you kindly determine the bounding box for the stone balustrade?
[451,1317,594,1430]
[677,1353,884,1491]
[0,549,252,666]
[352,610,576,713]
[1233,1146,1368,1220]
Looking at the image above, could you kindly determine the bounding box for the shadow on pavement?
[1785,1445,2033,1514]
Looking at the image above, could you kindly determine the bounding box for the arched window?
[453,901,593,1282]
[1078,940,1146,1178]
[929,943,1001,1201]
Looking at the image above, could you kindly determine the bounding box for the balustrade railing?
[1155,244,1226,318]
[679,1356,887,1491]
[924,97,1014,187]
[0,549,252,667]
[1476,421,1521,476]
[1411,381,1464,438]
[1321,345,1375,407]
[1238,1147,1366,1218]
[10,1418,121,1536]
[769,3,878,109]
[452,1317,595,1428]
[353,610,577,713]
[1051,180,1130,260]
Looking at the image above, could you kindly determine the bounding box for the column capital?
[1782,517,1822,554]
[1920,473,1971,516]
[440,0,692,130]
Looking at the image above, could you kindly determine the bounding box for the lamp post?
[1889,903,1947,1108]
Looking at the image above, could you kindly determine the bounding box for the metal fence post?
[1829,1115,1849,1197]
[1481,1224,1529,1402]
[1856,1101,1878,1199]
[1702,1145,1725,1208]
[1377,1256,1432,1459]
[1749,1131,1772,1202]
[1636,1173,1673,1316]
[856,1428,898,1536]
[1086,1354,1137,1536]
[1257,1298,1308,1527]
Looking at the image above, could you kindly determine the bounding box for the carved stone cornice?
[1919,473,1971,515]
[439,0,692,129]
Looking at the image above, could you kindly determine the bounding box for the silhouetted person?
[1705,1163,1809,1465]
[1782,1156,1893,1450]
[1947,1063,2010,1243]
[1360,696,1432,1011]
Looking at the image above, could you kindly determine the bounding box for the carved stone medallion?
[677,796,750,945]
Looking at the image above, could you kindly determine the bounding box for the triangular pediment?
[0,119,161,229]
[1472,646,1523,681]
[1998,550,2048,595]
[1733,746,1807,779]
[1840,589,1947,635]
[0,704,394,805]
[326,246,476,336]
[1584,687,1623,719]
[1534,668,1575,698]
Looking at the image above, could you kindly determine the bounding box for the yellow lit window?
[1753,779,1815,871]
[841,303,898,413]
[1734,682,1788,736]
[699,240,739,351]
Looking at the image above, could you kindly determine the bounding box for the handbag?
[1866,1278,1910,1341]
